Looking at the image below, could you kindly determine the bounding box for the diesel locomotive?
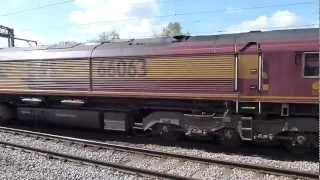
[0,28,318,149]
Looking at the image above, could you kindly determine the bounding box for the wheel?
[283,133,309,154]
[151,124,183,141]
[219,128,241,148]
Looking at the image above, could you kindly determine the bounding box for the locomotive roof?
[0,28,318,61]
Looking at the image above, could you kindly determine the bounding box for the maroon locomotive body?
[0,28,318,149]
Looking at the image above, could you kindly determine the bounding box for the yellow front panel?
[147,55,234,79]
[239,54,258,80]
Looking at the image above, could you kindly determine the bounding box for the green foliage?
[98,30,120,42]
[49,41,79,47]
[160,22,189,37]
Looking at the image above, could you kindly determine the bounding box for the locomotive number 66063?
[97,59,147,77]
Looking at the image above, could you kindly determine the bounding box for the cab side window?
[303,53,319,78]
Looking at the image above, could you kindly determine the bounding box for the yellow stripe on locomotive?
[93,55,235,79]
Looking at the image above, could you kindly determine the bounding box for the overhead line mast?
[0,25,38,47]
[0,25,14,47]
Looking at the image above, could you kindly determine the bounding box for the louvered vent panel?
[93,55,235,93]
[0,59,90,90]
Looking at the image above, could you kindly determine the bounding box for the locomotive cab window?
[303,52,319,78]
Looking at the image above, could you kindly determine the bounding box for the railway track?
[0,126,318,180]
[0,140,190,180]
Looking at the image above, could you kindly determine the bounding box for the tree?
[160,22,185,37]
[50,41,79,47]
[97,30,120,42]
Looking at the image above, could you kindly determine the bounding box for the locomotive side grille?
[92,55,235,93]
[147,56,234,79]
[0,59,90,90]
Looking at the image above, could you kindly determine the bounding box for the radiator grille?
[93,55,235,93]
[0,59,89,90]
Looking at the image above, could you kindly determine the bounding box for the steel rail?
[0,126,318,179]
[0,140,194,180]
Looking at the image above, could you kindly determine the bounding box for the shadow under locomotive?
[5,122,318,163]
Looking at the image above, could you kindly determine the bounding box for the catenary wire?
[0,0,75,16]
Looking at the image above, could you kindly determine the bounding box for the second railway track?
[0,126,318,180]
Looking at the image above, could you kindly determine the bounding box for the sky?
[0,0,318,47]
